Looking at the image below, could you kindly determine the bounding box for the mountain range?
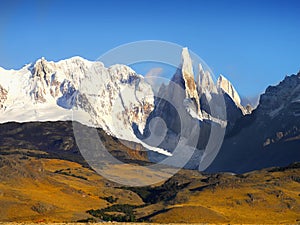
[0,48,299,223]
[0,48,299,173]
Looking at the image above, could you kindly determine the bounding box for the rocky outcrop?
[216,75,250,128]
[217,75,253,116]
[244,104,253,114]
[217,75,241,106]
[0,85,7,109]
[257,72,300,117]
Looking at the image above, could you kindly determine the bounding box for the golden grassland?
[0,152,142,222]
[0,149,299,224]
[148,170,300,224]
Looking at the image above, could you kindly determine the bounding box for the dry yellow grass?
[0,155,143,222]
[150,169,300,224]
[0,150,299,224]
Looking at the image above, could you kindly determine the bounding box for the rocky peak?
[244,104,253,114]
[181,48,202,119]
[217,75,241,106]
[28,57,92,103]
[108,64,140,84]
[257,72,300,117]
[197,63,217,94]
[32,57,53,82]
[30,58,56,103]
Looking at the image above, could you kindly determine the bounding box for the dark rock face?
[222,92,244,131]
[140,75,205,168]
[138,49,248,170]
[139,58,226,170]
[0,121,149,165]
[207,72,300,173]
[257,73,300,116]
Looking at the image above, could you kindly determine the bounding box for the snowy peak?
[181,48,202,118]
[30,58,56,103]
[29,57,81,103]
[108,64,141,83]
[217,74,241,106]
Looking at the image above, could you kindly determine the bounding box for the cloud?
[144,68,163,91]
[144,67,163,78]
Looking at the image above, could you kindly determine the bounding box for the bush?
[87,204,136,222]
[100,196,118,203]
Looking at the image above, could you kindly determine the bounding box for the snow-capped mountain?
[1,48,297,173]
[0,48,249,161]
[0,56,170,155]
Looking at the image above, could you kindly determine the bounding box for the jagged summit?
[217,74,241,106]
[34,55,90,64]
[257,72,300,117]
[208,71,300,173]
[216,74,253,116]
[198,63,217,95]
[181,47,202,119]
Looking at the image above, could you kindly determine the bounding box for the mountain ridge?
[207,71,300,173]
[0,49,245,156]
[1,50,299,173]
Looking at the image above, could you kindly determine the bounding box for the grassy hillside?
[0,149,144,222]
[147,166,300,224]
[0,147,299,223]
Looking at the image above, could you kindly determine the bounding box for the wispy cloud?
[144,68,164,93]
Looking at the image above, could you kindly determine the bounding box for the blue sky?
[1,0,300,99]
